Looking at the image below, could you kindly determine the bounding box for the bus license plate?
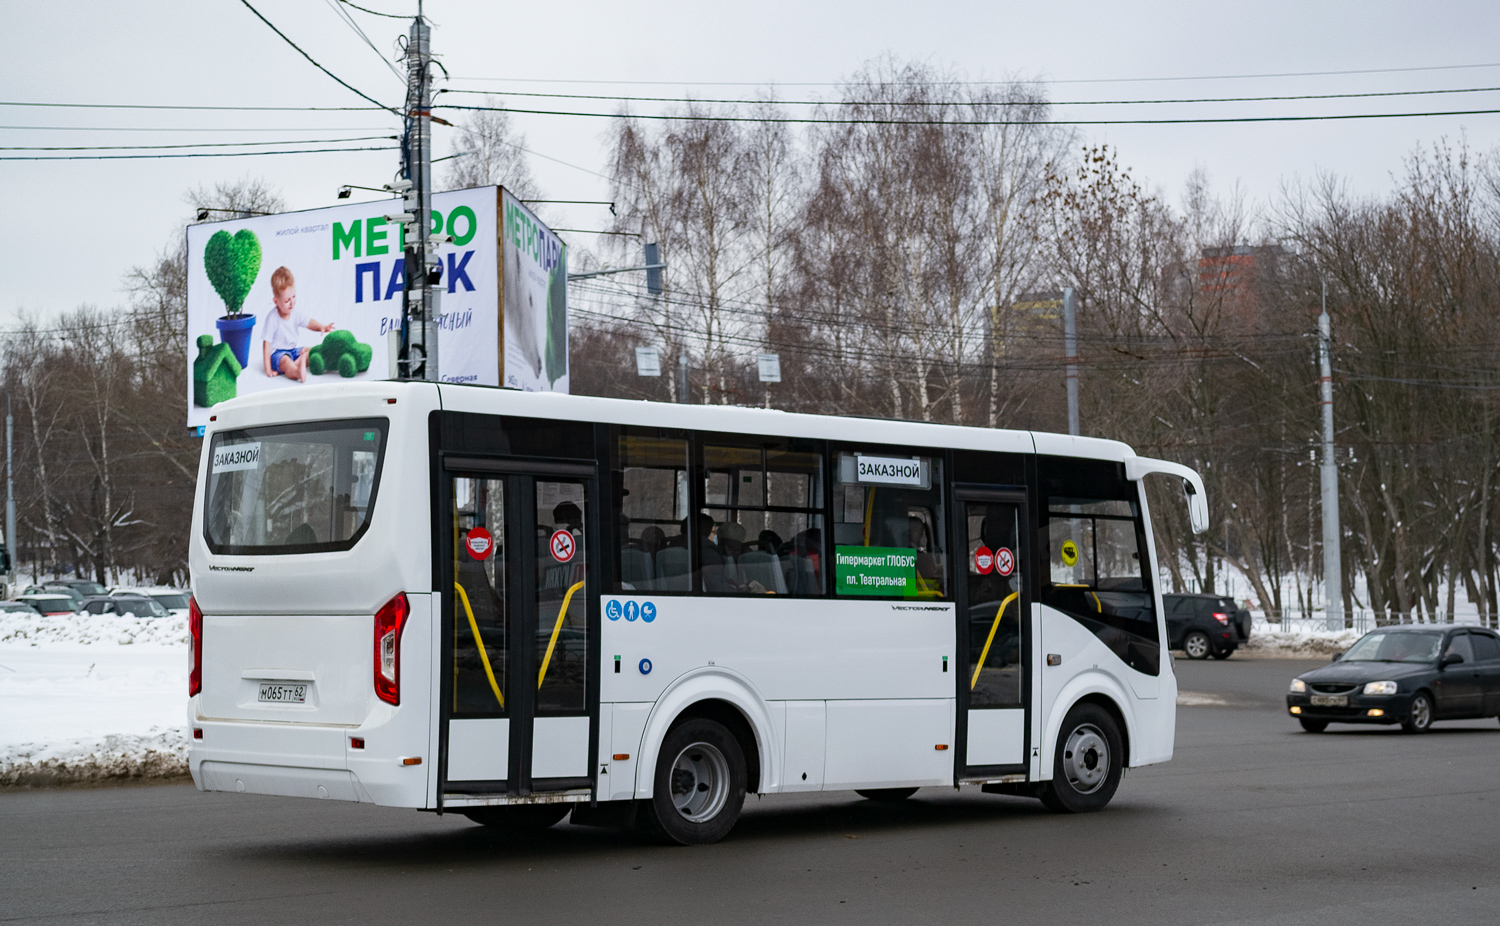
[1309,694,1347,707]
[258,682,307,704]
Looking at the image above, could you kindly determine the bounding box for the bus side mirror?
[1125,456,1210,534]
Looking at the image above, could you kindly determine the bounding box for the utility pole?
[1319,280,1344,629]
[1063,287,1079,436]
[398,5,441,381]
[5,398,13,596]
[678,352,690,404]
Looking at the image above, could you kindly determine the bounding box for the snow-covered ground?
[1,613,189,788]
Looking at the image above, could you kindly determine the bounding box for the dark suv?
[1164,593,1252,659]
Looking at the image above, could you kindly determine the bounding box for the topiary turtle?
[306,329,372,378]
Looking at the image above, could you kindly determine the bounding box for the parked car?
[48,578,108,597]
[14,593,79,616]
[110,587,190,617]
[1164,593,1252,659]
[1286,625,1500,733]
[0,600,41,615]
[78,595,169,618]
[22,584,85,607]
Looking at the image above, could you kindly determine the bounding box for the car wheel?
[1401,692,1434,734]
[1040,703,1123,813]
[1183,631,1211,660]
[1298,718,1328,733]
[636,718,747,845]
[855,787,919,802]
[1210,647,1233,660]
[462,804,571,830]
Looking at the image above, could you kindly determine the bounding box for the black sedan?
[1286,625,1500,733]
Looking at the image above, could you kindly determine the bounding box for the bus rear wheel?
[637,718,747,845]
[462,804,571,830]
[1040,703,1123,813]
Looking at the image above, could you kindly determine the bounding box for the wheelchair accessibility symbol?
[641,602,657,623]
[624,601,640,622]
[606,600,623,621]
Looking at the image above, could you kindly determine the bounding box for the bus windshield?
[204,419,387,554]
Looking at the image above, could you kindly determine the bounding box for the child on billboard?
[261,266,334,381]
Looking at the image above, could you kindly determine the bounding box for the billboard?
[186,186,569,429]
[500,190,568,392]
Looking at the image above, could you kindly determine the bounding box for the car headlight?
[1363,680,1398,695]
[1289,679,1307,693]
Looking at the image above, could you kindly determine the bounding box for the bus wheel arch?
[634,670,776,799]
[1040,679,1136,780]
[1074,693,1131,769]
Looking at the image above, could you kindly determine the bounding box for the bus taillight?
[374,593,410,705]
[188,596,203,697]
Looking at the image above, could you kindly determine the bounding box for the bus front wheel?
[638,718,747,845]
[1040,703,1123,813]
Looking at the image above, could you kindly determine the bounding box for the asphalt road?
[4,656,1500,925]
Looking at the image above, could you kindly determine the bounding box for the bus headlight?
[1362,680,1398,695]
[1289,678,1306,693]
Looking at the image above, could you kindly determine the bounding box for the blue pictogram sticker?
[624,601,640,622]
[641,602,657,623]
[605,600,623,621]
[639,658,653,675]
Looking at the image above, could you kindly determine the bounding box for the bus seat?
[784,555,818,595]
[738,551,787,594]
[621,548,654,590]
[656,547,691,591]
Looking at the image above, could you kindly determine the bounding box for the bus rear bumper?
[190,718,429,808]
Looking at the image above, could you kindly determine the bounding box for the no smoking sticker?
[465,526,494,560]
[549,529,576,563]
[995,547,1015,577]
[974,546,994,574]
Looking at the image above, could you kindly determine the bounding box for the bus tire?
[856,787,919,802]
[462,804,571,830]
[1040,703,1123,813]
[637,718,746,845]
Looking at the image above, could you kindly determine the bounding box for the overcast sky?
[7,0,1500,320]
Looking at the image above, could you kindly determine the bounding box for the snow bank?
[0,620,189,789]
[0,728,188,788]
[1240,626,1362,659]
[0,612,188,647]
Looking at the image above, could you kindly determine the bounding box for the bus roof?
[206,380,1137,464]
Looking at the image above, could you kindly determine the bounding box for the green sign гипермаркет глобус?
[835,546,919,596]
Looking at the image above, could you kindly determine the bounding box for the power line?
[321,0,405,83]
[236,0,398,115]
[0,124,395,132]
[438,102,1500,127]
[439,84,1500,108]
[450,61,1500,89]
[1,135,395,151]
[0,100,384,112]
[0,145,393,161]
[338,0,408,19]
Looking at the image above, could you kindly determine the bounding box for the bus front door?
[443,472,596,797]
[953,491,1030,776]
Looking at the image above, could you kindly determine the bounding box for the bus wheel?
[856,787,919,802]
[462,804,571,830]
[1040,703,1123,813]
[638,718,747,845]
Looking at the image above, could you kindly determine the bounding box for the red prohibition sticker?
[549,529,576,563]
[995,547,1015,577]
[465,526,494,560]
[974,546,994,574]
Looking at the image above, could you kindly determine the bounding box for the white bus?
[188,382,1208,844]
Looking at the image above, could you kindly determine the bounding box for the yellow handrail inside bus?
[971,591,1020,691]
[538,580,586,690]
[453,582,504,709]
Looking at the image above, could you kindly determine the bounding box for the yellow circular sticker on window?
[1060,539,1079,567]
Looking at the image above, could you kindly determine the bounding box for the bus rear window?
[204,419,387,555]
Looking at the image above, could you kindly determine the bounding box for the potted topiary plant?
[204,228,262,368]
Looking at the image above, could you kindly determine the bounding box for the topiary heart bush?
[203,229,262,317]
[306,329,373,378]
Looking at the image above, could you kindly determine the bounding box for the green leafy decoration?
[203,229,262,317]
